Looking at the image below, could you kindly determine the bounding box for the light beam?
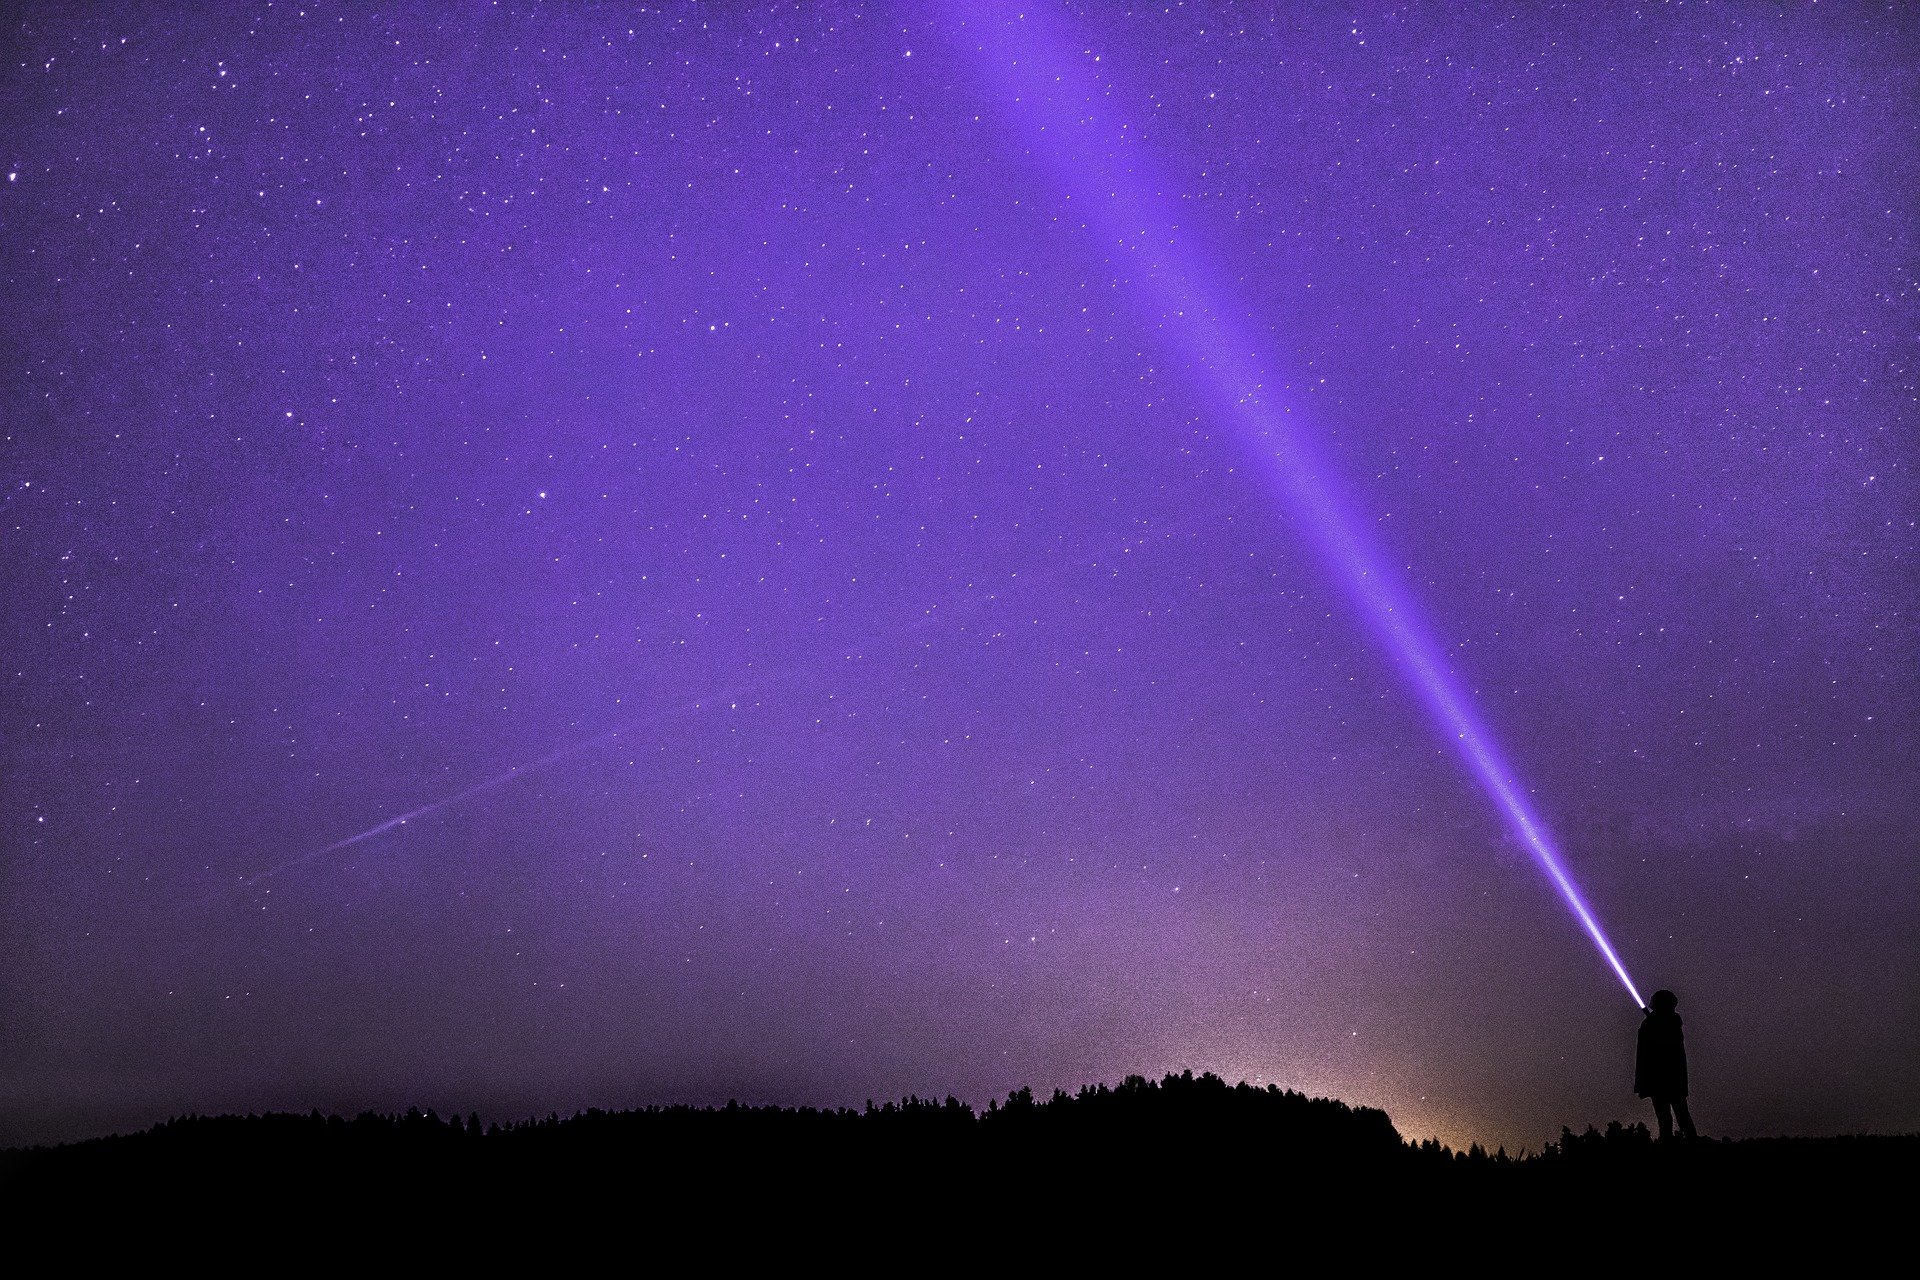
[950,1,1645,1007]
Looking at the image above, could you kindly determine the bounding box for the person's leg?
[1652,1097,1674,1140]
[1672,1099,1697,1139]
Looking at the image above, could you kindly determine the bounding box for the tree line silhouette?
[6,1069,1911,1237]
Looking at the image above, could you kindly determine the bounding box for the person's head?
[1650,989,1679,1013]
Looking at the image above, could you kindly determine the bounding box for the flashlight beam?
[952,2,1644,1007]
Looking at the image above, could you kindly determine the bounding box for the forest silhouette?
[7,1068,1912,1239]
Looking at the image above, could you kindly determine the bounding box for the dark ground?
[7,1071,1909,1258]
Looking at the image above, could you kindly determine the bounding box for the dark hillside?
[6,1071,1912,1251]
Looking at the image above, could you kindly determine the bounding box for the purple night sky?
[3,2,1915,1152]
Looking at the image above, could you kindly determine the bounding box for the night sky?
[4,2,1915,1153]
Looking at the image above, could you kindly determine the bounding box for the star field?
[2,2,1915,1150]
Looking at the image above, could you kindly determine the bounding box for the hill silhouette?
[5,1070,1911,1252]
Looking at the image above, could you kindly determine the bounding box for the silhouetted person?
[1635,989,1697,1140]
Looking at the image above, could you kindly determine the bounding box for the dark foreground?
[7,1071,1910,1256]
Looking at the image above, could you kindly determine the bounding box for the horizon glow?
[954,2,1646,1008]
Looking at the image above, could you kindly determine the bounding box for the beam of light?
[948,1,1645,1008]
